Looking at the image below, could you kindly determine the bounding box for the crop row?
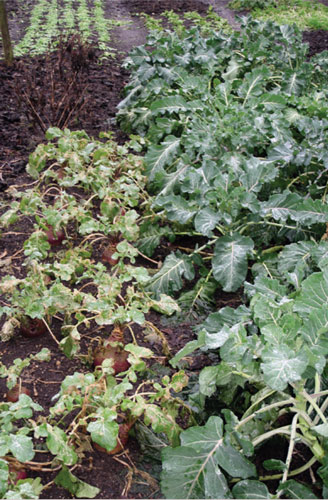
[14,0,122,58]
[117,18,328,498]
[0,129,188,498]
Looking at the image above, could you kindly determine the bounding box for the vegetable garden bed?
[0,0,328,498]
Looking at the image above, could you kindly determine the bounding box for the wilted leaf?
[87,409,119,451]
[55,466,100,498]
[8,434,34,462]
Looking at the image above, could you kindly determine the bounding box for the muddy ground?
[0,0,328,498]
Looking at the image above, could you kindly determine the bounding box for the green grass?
[230,0,328,31]
[254,0,328,30]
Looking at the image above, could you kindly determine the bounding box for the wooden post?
[0,0,13,65]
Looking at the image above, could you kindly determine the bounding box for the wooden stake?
[0,0,13,66]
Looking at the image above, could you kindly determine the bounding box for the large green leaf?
[145,135,181,179]
[137,223,170,257]
[199,365,222,397]
[212,234,254,292]
[222,59,241,81]
[161,446,230,499]
[239,157,278,194]
[238,68,269,105]
[150,96,202,114]
[313,243,328,270]
[300,306,328,353]
[220,324,249,362]
[232,480,270,499]
[278,241,316,274]
[194,208,221,237]
[247,276,288,301]
[268,142,295,163]
[156,194,198,224]
[146,252,194,298]
[282,71,306,95]
[261,345,308,391]
[155,161,189,196]
[161,417,255,499]
[260,192,328,224]
[277,479,318,499]
[294,271,328,315]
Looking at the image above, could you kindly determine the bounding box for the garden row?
[0,130,187,498]
[13,0,124,59]
[117,17,328,498]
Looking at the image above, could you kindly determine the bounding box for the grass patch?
[229,0,328,31]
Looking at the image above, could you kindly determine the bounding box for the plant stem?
[313,396,328,426]
[237,397,295,430]
[42,319,59,345]
[136,249,160,265]
[252,426,313,448]
[240,388,276,419]
[257,456,318,482]
[239,219,309,234]
[261,245,284,254]
[302,389,327,423]
[279,413,298,495]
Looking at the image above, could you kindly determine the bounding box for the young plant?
[76,0,91,40]
[0,348,51,390]
[63,0,75,32]
[14,0,48,56]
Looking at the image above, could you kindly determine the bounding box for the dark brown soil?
[0,0,327,498]
[303,28,328,56]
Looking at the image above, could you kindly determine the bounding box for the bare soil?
[0,0,328,498]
